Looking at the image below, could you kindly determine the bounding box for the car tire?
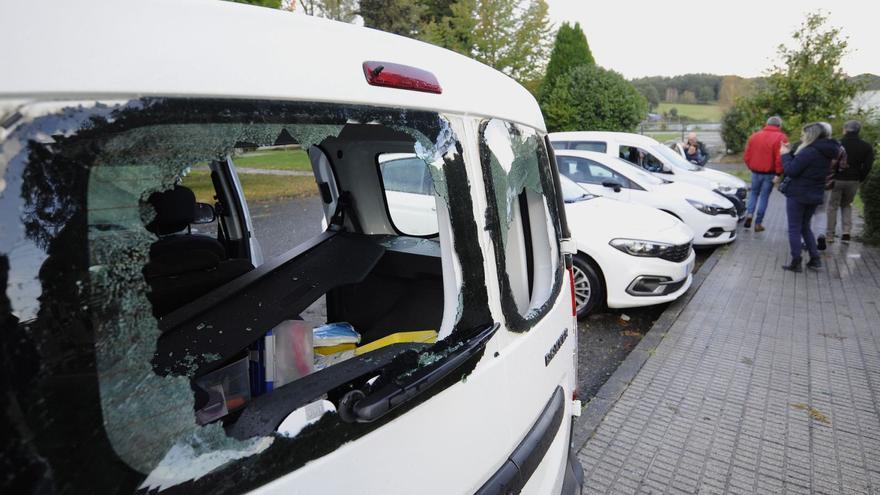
[572,255,603,319]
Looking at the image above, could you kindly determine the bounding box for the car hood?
[660,181,735,208]
[565,197,694,246]
[694,167,747,189]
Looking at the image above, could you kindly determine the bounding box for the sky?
[545,0,879,79]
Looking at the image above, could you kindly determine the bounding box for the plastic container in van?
[194,355,251,425]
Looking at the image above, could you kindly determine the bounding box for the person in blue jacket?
[780,122,837,272]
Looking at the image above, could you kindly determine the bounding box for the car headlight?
[687,198,727,215]
[714,184,737,195]
[609,238,674,257]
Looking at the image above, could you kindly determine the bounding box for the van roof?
[0,0,545,131]
[549,131,660,146]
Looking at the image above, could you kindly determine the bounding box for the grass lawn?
[182,170,317,203]
[656,102,724,122]
[728,168,751,182]
[231,148,312,172]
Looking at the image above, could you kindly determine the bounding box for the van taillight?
[362,61,442,94]
[568,266,576,317]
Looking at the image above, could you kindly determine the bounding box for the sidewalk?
[576,192,880,494]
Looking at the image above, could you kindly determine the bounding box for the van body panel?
[0,0,544,132]
[0,2,579,493]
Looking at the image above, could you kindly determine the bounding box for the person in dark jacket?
[827,120,875,241]
[685,143,705,165]
[780,123,837,272]
[685,132,709,166]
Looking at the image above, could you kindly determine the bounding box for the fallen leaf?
[790,403,831,425]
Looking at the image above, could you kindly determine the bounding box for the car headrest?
[145,186,197,235]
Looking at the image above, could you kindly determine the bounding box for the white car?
[559,175,695,317]
[555,150,739,245]
[550,131,749,218]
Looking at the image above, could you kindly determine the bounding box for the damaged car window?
[480,119,563,331]
[0,98,490,494]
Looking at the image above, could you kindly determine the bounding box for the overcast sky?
[545,0,878,79]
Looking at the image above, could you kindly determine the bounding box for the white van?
[0,1,583,494]
[550,131,748,218]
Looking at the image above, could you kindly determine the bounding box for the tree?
[296,0,357,21]
[721,98,762,153]
[230,0,282,7]
[720,12,859,151]
[634,82,660,111]
[360,0,425,36]
[419,0,456,23]
[759,12,858,132]
[725,12,856,141]
[697,86,714,103]
[680,90,697,104]
[539,22,594,100]
[717,75,755,108]
[422,0,553,86]
[542,64,647,133]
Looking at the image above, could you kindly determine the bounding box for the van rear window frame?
[0,97,496,494]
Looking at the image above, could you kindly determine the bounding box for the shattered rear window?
[0,98,492,493]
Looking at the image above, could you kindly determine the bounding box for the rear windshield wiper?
[338,323,499,423]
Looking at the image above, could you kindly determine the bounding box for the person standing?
[743,116,789,231]
[781,123,837,272]
[826,120,875,242]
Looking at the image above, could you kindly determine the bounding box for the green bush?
[863,157,880,243]
[721,99,764,154]
[542,65,647,133]
[858,120,880,243]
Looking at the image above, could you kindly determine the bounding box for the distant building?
[851,90,880,113]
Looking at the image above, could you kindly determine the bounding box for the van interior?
[107,122,460,434]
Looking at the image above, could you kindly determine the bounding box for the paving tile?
[577,192,880,493]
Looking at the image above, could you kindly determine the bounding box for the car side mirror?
[192,202,216,224]
[601,180,622,193]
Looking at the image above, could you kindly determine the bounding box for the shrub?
[542,65,647,133]
[721,99,762,153]
[857,119,880,243]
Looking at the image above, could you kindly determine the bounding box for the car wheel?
[572,255,603,319]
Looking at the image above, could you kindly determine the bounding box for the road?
[249,195,327,326]
[248,195,325,261]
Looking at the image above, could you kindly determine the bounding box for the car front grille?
[736,187,747,200]
[661,242,692,263]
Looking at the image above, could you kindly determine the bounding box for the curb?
[570,245,727,453]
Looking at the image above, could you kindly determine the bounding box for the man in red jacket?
[743,116,789,231]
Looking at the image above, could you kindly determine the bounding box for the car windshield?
[558,174,595,202]
[610,157,667,186]
[652,144,702,171]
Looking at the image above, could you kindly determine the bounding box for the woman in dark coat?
[780,123,837,272]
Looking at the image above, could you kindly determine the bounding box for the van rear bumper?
[560,448,584,495]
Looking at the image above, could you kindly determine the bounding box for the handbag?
[777,176,791,195]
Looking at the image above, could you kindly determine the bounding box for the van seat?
[143,186,253,317]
